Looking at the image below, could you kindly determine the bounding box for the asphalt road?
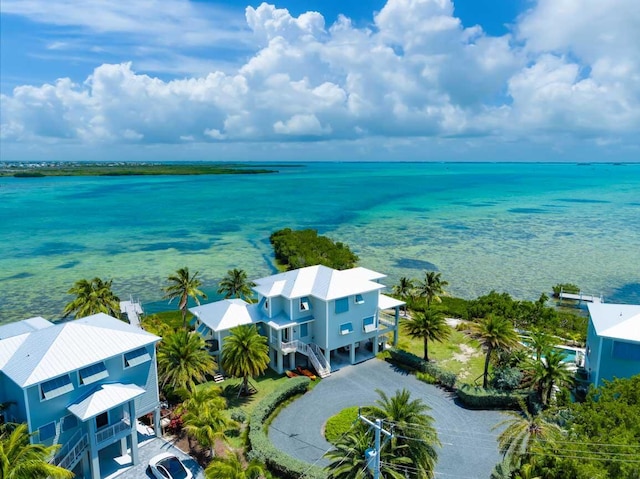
[269,359,507,479]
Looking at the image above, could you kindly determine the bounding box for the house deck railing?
[53,430,88,471]
[379,312,397,328]
[96,417,131,447]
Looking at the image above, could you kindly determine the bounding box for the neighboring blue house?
[190,265,404,377]
[0,313,161,479]
[585,303,640,387]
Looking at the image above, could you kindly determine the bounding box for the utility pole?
[358,412,393,479]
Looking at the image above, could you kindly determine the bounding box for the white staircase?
[280,340,331,378]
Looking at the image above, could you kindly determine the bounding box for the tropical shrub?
[387,348,457,389]
[552,283,580,298]
[247,376,326,479]
[491,367,523,391]
[456,384,534,409]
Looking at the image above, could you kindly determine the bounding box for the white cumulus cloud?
[1,0,639,160]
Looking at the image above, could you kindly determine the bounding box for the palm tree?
[527,349,574,406]
[403,308,451,361]
[470,315,520,388]
[527,329,554,362]
[393,277,415,315]
[163,267,207,328]
[325,428,411,479]
[0,423,74,479]
[182,405,236,459]
[217,269,255,301]
[205,452,269,479]
[221,325,270,396]
[495,401,563,469]
[369,388,440,479]
[157,330,216,392]
[62,277,120,319]
[416,271,448,308]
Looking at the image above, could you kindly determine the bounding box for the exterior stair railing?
[279,340,331,378]
[52,430,89,471]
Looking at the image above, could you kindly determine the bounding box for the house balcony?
[378,312,397,329]
[96,417,131,448]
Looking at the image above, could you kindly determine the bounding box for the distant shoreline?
[0,162,305,177]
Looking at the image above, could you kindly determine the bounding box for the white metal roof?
[0,313,160,388]
[189,299,262,333]
[265,313,315,331]
[252,265,385,301]
[0,317,53,339]
[67,383,145,421]
[588,303,640,342]
[378,294,405,310]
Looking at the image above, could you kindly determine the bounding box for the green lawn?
[396,323,486,385]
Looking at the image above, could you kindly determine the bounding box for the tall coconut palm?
[163,267,207,327]
[0,423,74,479]
[369,388,440,479]
[182,405,236,459]
[157,330,216,392]
[416,271,448,308]
[470,315,520,388]
[528,349,574,406]
[221,325,269,396]
[403,308,451,362]
[325,428,411,479]
[393,277,415,315]
[62,277,120,319]
[495,401,563,469]
[205,452,269,479]
[217,269,255,301]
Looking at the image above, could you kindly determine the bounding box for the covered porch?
[60,383,157,479]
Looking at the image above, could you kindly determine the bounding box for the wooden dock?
[559,291,603,303]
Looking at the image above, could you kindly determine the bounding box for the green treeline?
[269,228,359,271]
[4,163,283,177]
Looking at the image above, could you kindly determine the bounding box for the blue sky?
[1,0,638,162]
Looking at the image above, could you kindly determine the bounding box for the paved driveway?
[107,437,205,479]
[269,359,507,479]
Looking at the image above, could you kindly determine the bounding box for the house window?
[363,316,376,333]
[41,374,74,400]
[340,322,354,335]
[39,422,56,441]
[79,362,108,385]
[196,323,211,336]
[124,347,151,368]
[96,412,109,430]
[62,414,78,432]
[299,297,311,312]
[612,341,640,361]
[264,298,269,310]
[355,294,364,304]
[335,298,349,314]
[300,323,309,338]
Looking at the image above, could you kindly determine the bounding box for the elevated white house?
[0,313,161,479]
[585,302,640,387]
[190,265,404,377]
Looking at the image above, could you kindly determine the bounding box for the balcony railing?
[378,312,397,328]
[96,418,131,446]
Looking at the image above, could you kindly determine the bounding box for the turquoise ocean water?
[1,162,639,323]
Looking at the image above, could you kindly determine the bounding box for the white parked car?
[149,452,193,479]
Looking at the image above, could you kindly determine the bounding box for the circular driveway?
[269,359,507,478]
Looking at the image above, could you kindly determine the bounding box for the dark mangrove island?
[0,161,303,177]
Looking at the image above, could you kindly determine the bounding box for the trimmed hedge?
[456,384,535,410]
[387,348,457,389]
[247,376,326,479]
